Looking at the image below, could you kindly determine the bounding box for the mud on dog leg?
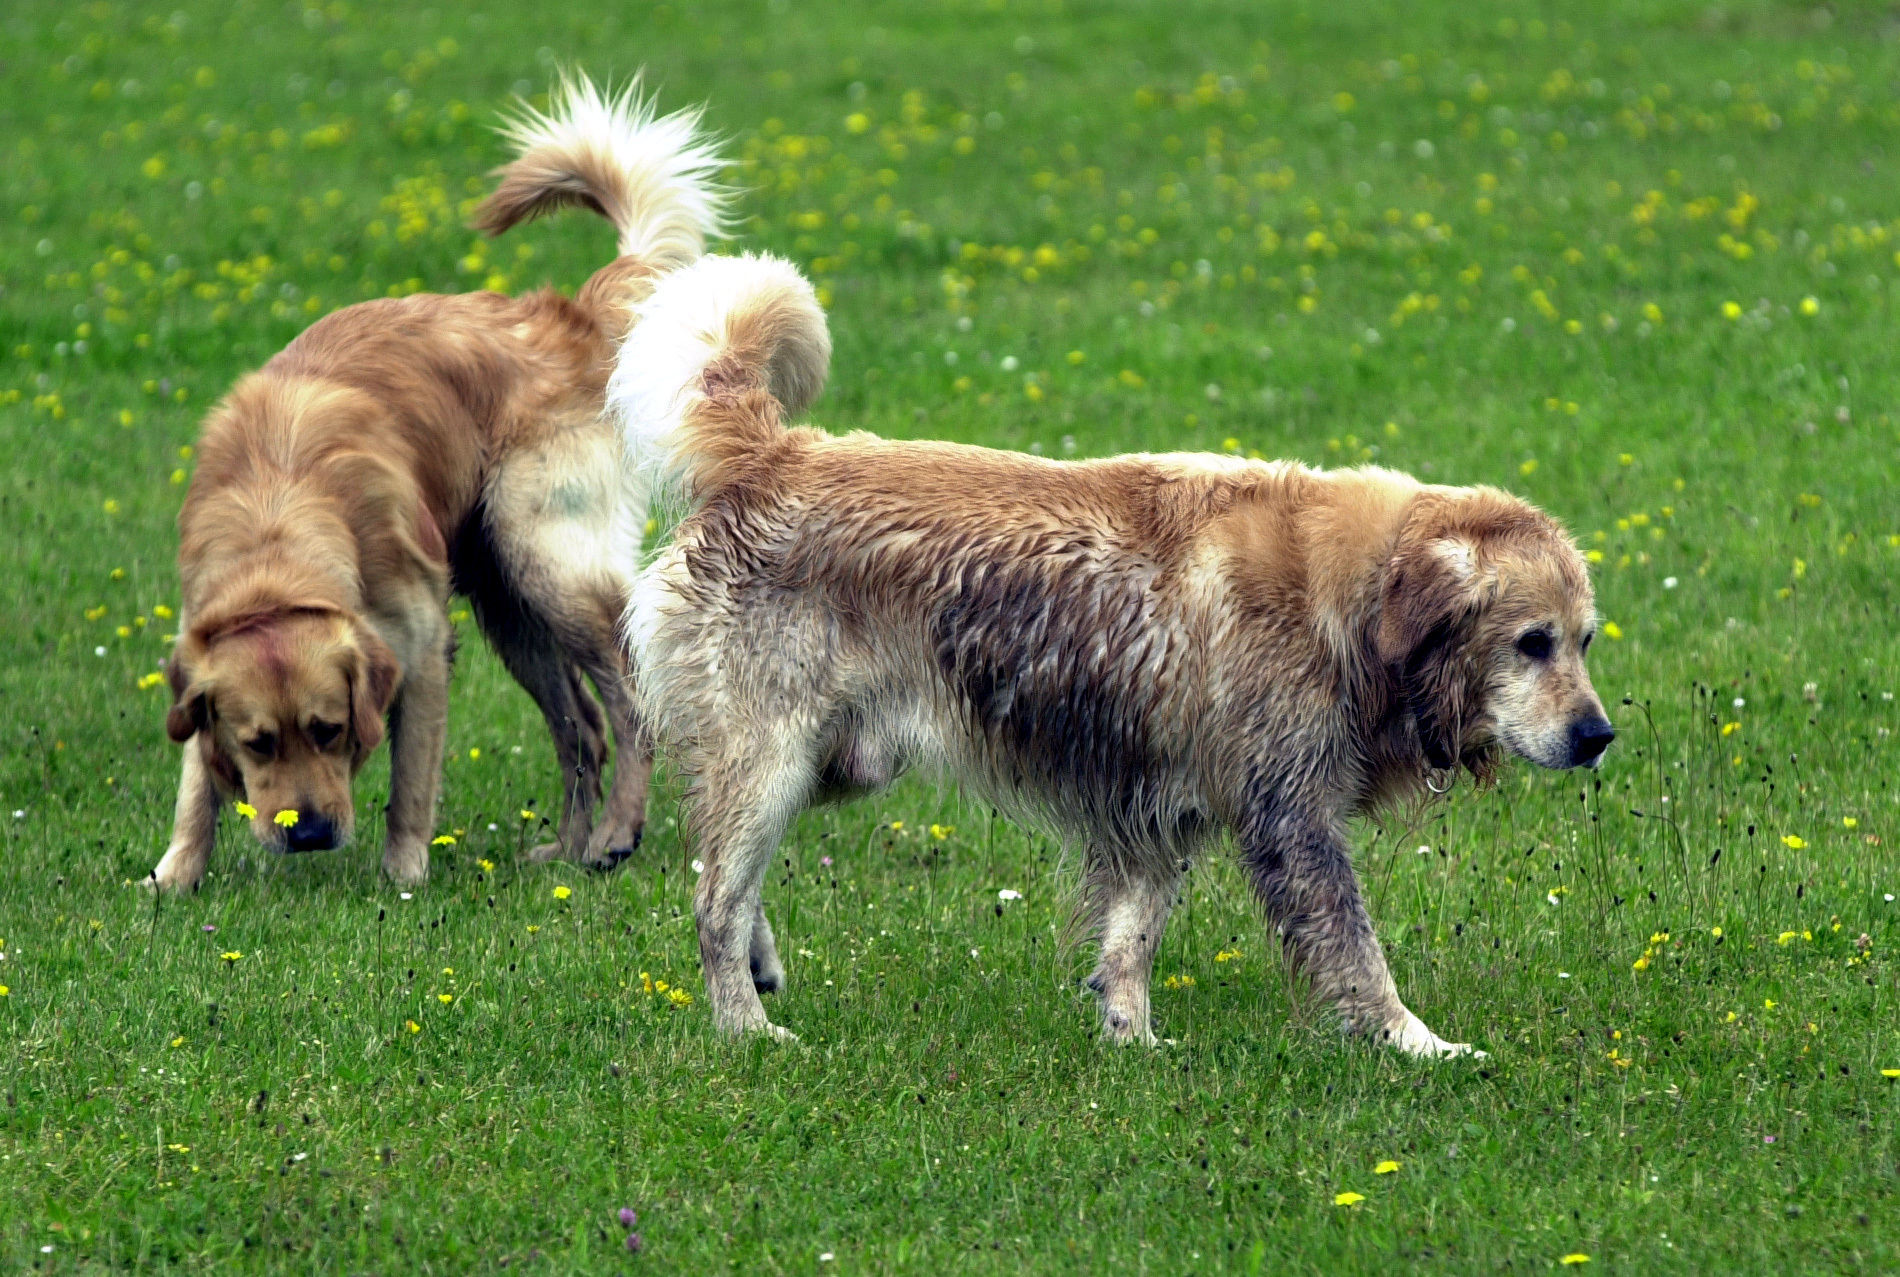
[1084,862,1181,1045]
[748,899,785,994]
[1239,801,1478,1058]
[151,746,221,892]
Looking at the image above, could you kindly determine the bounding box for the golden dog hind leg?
[687,743,811,1039]
[150,745,221,892]
[1240,801,1479,1058]
[480,438,647,868]
[572,647,650,868]
[382,636,450,886]
[1084,863,1183,1046]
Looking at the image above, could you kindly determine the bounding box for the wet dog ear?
[164,654,210,743]
[349,627,402,764]
[1378,522,1485,770]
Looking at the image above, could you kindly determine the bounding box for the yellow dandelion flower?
[553,885,572,900]
[1721,301,1742,320]
[1721,721,1740,736]
[0,986,9,997]
[1215,948,1243,963]
[431,834,456,846]
[1781,835,1806,850]
[1601,621,1624,640]
[1764,999,1776,1010]
[1799,296,1819,316]
[234,801,257,819]
[1334,1191,1365,1207]
[406,1020,421,1034]
[526,924,541,934]
[468,748,481,761]
[437,993,453,1004]
[1881,1068,1900,1078]
[929,824,955,840]
[170,1036,185,1048]
[478,858,494,873]
[273,809,300,828]
[220,951,243,963]
[520,809,537,821]
[1711,927,1723,939]
[666,987,694,1008]
[1560,1257,1590,1267]
[1843,817,1858,829]
[1374,1160,1400,1174]
[1778,931,1797,945]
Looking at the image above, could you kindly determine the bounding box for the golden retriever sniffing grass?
[150,75,725,891]
[614,255,1613,1055]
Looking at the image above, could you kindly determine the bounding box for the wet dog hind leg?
[687,741,812,1038]
[1085,862,1182,1046]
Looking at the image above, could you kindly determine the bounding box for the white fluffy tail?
[610,253,831,501]
[472,71,726,268]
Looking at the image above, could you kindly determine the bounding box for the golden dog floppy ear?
[348,626,402,766]
[1377,503,1490,771]
[164,644,210,744]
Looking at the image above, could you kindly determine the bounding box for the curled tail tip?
[643,252,830,416]
[469,69,727,259]
[611,253,831,475]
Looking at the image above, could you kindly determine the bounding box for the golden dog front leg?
[150,745,221,892]
[381,645,449,886]
[1239,802,1481,1059]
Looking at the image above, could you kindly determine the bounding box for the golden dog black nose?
[1569,716,1615,766]
[285,812,339,852]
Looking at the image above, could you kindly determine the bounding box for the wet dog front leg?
[1239,798,1478,1058]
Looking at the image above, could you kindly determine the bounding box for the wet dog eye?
[309,720,342,749]
[244,732,277,759]
[1515,631,1553,661]
[1580,630,1595,655]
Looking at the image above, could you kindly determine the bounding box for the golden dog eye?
[1516,631,1553,661]
[244,733,277,758]
[310,721,342,749]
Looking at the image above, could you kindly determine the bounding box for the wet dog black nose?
[1570,716,1616,765]
[285,812,338,852]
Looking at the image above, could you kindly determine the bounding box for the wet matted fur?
[613,254,1614,1055]
[150,74,725,891]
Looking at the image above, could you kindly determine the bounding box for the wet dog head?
[166,607,400,852]
[1378,488,1612,777]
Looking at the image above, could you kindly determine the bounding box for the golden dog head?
[1379,488,1612,776]
[166,607,400,852]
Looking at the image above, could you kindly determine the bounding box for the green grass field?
[5,0,1900,1269]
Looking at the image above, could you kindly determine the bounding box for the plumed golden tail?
[470,71,725,269]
